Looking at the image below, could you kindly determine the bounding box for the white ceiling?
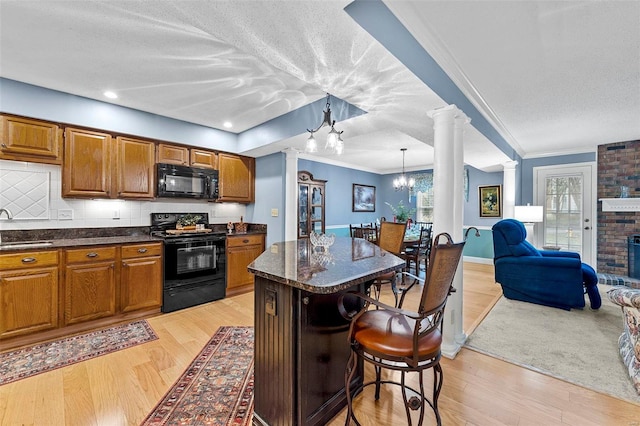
[1,1,638,175]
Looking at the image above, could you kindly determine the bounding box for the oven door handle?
[164,237,225,245]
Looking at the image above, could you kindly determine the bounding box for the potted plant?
[177,214,202,230]
[385,200,415,223]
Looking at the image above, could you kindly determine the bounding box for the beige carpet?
[465,284,640,404]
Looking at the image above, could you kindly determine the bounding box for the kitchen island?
[248,237,405,426]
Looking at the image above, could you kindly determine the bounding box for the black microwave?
[157,163,219,199]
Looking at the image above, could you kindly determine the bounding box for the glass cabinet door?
[298,171,326,239]
[299,183,309,238]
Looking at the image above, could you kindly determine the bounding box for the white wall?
[0,160,246,231]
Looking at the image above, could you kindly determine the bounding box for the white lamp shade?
[305,134,317,153]
[514,205,543,223]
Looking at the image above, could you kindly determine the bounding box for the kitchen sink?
[0,241,54,250]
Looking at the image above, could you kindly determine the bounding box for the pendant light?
[393,148,415,192]
[305,93,344,155]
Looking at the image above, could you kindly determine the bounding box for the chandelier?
[305,93,344,155]
[393,148,415,192]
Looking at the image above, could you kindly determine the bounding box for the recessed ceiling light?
[103,91,118,99]
[223,121,233,129]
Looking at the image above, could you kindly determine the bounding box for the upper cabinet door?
[190,148,217,169]
[63,128,113,198]
[218,153,255,203]
[156,143,188,165]
[0,115,62,165]
[116,136,155,199]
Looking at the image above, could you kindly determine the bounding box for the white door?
[534,163,596,265]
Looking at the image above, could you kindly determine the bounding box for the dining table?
[350,223,427,251]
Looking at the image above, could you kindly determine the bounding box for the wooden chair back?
[377,221,407,255]
[419,233,465,315]
[350,224,378,242]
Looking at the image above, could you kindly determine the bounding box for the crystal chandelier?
[305,93,344,155]
[393,148,415,192]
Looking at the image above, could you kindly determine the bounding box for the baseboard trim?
[463,256,493,265]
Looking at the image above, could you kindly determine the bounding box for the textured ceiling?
[1,1,638,174]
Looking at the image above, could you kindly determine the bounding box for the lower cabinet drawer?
[65,246,116,264]
[0,250,58,269]
[227,234,264,248]
[121,242,162,259]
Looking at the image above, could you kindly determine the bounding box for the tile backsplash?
[0,160,246,230]
[0,166,50,220]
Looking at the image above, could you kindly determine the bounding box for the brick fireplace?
[597,140,640,276]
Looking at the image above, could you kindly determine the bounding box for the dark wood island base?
[248,237,405,426]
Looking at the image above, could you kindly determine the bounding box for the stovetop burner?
[151,212,220,237]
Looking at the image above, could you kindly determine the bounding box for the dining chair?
[350,224,378,242]
[402,226,432,275]
[414,221,433,231]
[370,221,407,306]
[339,232,466,426]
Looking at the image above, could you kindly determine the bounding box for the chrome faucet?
[0,208,12,245]
[0,208,13,219]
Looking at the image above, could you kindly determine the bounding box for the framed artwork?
[352,184,376,212]
[479,185,502,218]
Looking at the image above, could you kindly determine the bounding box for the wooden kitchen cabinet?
[63,246,117,325]
[156,143,189,165]
[63,129,156,199]
[157,143,217,169]
[0,250,59,340]
[0,114,63,165]
[218,152,255,203]
[190,148,217,169]
[227,233,265,292]
[63,127,113,198]
[120,242,162,313]
[116,136,156,198]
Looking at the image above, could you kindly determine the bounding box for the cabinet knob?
[137,248,148,253]
[21,257,36,263]
[86,252,98,258]
[1,143,6,148]
[243,239,249,244]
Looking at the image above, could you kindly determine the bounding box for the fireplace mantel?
[600,198,640,212]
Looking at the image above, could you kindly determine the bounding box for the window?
[416,189,433,222]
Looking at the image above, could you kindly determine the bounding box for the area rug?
[141,326,254,426]
[465,285,640,404]
[0,320,157,385]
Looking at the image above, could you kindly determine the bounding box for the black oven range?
[151,213,226,313]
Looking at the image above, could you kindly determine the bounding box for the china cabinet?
[298,171,326,239]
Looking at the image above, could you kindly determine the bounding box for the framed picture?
[479,185,502,218]
[352,184,376,212]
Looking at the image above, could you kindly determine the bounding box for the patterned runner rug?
[141,326,254,426]
[0,320,157,385]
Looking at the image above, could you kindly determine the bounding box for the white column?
[450,112,470,351]
[283,148,299,242]
[502,160,518,219]
[427,104,467,359]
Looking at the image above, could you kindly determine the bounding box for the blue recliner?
[492,219,601,310]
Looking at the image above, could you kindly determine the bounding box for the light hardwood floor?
[1,262,639,425]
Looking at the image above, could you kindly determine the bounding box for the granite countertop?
[0,235,163,252]
[248,237,405,294]
[0,224,267,253]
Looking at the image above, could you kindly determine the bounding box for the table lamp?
[514,204,543,246]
